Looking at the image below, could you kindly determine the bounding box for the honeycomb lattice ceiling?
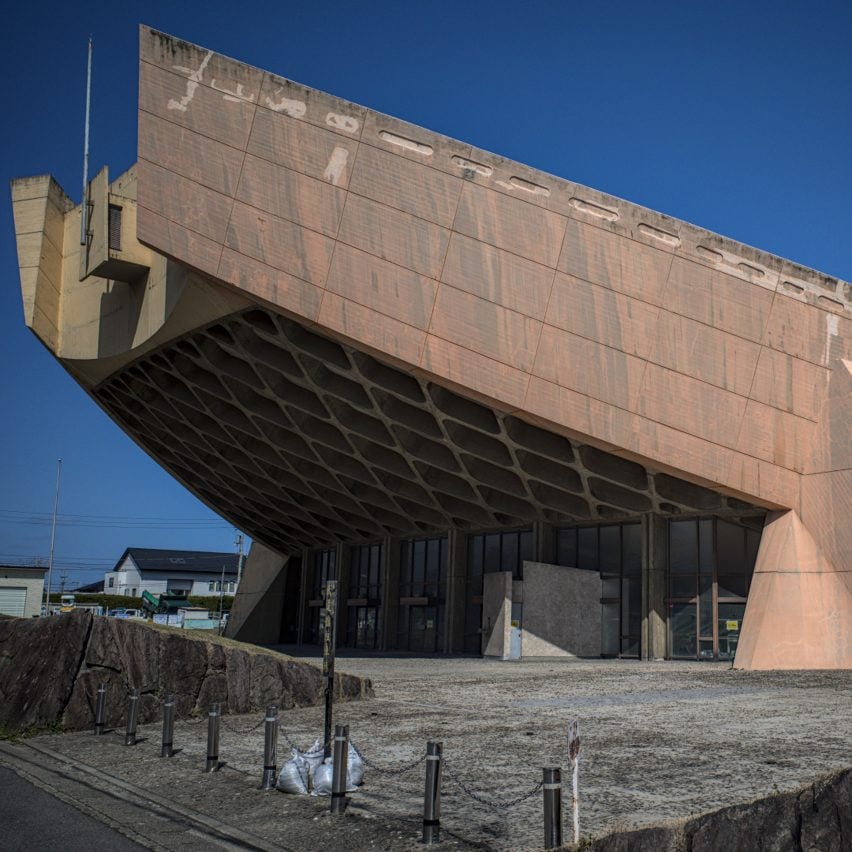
[95,308,763,555]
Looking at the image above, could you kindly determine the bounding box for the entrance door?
[667,518,759,660]
[407,606,438,652]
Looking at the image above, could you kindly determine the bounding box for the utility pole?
[234,531,245,589]
[217,562,227,633]
[44,459,63,614]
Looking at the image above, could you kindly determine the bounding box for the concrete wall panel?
[247,106,359,189]
[224,199,335,286]
[454,182,567,268]
[139,60,257,152]
[139,112,245,197]
[236,154,345,239]
[558,218,672,305]
[533,325,645,411]
[650,310,761,397]
[430,286,542,374]
[522,562,601,657]
[665,257,774,344]
[327,243,438,330]
[547,272,661,360]
[349,144,462,228]
[441,233,554,320]
[338,195,450,279]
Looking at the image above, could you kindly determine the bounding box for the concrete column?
[641,514,668,660]
[381,536,400,651]
[445,529,467,654]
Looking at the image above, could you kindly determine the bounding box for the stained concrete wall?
[522,561,601,657]
[12,26,851,669]
[226,541,289,645]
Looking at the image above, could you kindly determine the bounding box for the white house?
[0,565,47,618]
[103,548,240,598]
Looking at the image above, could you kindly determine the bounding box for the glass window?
[622,524,642,575]
[670,520,696,572]
[577,527,598,570]
[484,534,500,572]
[698,519,714,573]
[519,530,534,565]
[716,520,745,573]
[599,526,620,573]
[666,517,762,660]
[556,528,577,567]
[108,577,114,588]
[502,534,519,577]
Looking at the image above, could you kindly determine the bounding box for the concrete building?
[0,565,47,618]
[104,548,239,598]
[10,26,850,668]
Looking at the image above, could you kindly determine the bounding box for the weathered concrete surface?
[11,657,848,851]
[224,541,289,644]
[522,561,602,657]
[11,25,851,670]
[0,612,371,733]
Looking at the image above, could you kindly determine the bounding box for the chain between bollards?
[124,688,139,746]
[329,724,349,814]
[422,740,443,844]
[93,683,106,736]
[261,705,278,790]
[205,702,221,773]
[542,767,562,850]
[161,694,175,757]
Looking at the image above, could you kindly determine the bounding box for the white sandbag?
[347,742,364,786]
[311,758,333,796]
[303,738,324,778]
[277,749,310,794]
[311,756,359,795]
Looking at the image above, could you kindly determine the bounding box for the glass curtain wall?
[556,523,642,657]
[397,536,448,653]
[463,529,534,652]
[668,518,761,660]
[345,542,383,649]
[306,548,336,645]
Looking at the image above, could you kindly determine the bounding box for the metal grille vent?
[108,204,122,251]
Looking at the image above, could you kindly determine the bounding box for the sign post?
[322,580,338,759]
[567,720,581,846]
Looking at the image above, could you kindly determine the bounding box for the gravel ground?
[26,657,852,851]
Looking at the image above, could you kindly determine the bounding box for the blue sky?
[2,1,850,589]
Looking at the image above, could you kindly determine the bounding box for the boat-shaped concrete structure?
[12,26,851,668]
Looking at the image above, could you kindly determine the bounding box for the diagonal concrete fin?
[735,510,851,669]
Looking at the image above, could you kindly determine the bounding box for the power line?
[0,508,230,523]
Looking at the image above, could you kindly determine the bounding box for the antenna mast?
[80,35,93,246]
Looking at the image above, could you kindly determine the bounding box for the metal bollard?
[422,740,443,844]
[94,683,107,736]
[161,694,175,758]
[329,724,349,814]
[124,688,139,746]
[205,703,221,773]
[261,705,278,790]
[543,767,563,850]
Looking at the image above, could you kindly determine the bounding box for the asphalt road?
[0,765,142,851]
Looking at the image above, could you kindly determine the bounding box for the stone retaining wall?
[0,611,372,733]
[587,766,851,851]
